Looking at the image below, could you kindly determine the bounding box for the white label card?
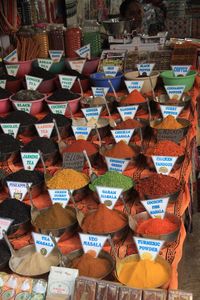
[25,75,43,91]
[81,107,102,122]
[7,181,32,201]
[48,189,72,207]
[103,66,119,78]
[59,75,76,90]
[48,103,68,115]
[137,63,155,76]
[4,49,18,62]
[92,87,109,97]
[171,65,191,77]
[72,126,92,140]
[32,232,55,257]
[160,105,183,119]
[68,59,86,74]
[105,157,130,173]
[35,123,54,138]
[117,106,139,121]
[21,152,40,171]
[111,129,135,144]
[152,155,178,175]
[6,64,19,77]
[125,80,144,93]
[134,237,164,261]
[49,50,64,62]
[0,123,20,138]
[0,80,6,89]
[76,44,91,59]
[96,186,123,209]
[79,233,108,257]
[38,59,53,71]
[165,85,185,101]
[14,102,32,113]
[0,218,14,239]
[141,197,169,219]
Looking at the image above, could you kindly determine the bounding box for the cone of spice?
[5,170,44,186]
[145,140,185,156]
[22,137,58,155]
[121,90,146,105]
[0,87,12,99]
[154,116,183,130]
[0,134,21,154]
[47,88,80,102]
[103,141,136,159]
[63,139,98,156]
[114,119,142,129]
[30,66,55,80]
[1,110,37,126]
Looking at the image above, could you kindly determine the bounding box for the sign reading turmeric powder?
[134,237,164,261]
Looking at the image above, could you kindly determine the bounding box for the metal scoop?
[77,78,84,99]
[53,118,66,154]
[108,79,119,102]
[102,91,116,128]
[120,194,137,230]
[38,150,52,182]
[83,149,98,182]
[68,190,85,226]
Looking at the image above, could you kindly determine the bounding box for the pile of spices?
[154,116,183,130]
[104,141,136,159]
[46,169,89,189]
[34,203,76,229]
[121,90,146,105]
[72,253,111,278]
[12,90,44,101]
[22,137,58,154]
[0,198,31,225]
[63,139,98,156]
[136,217,178,235]
[117,257,169,288]
[82,203,127,233]
[72,117,109,128]
[6,170,44,186]
[0,134,21,154]
[30,66,55,80]
[37,113,71,127]
[114,119,142,129]
[146,140,185,156]
[0,87,12,99]
[0,240,11,265]
[1,110,37,126]
[90,171,133,192]
[65,68,88,80]
[47,89,80,102]
[135,174,180,198]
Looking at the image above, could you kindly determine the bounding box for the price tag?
[72,126,92,140]
[7,181,32,201]
[136,63,155,76]
[0,218,14,239]
[48,189,72,207]
[14,102,32,113]
[134,237,164,261]
[117,106,139,121]
[111,129,135,144]
[48,103,68,115]
[157,129,183,143]
[68,59,86,74]
[165,85,185,101]
[105,157,130,173]
[141,197,169,219]
[21,152,40,171]
[0,123,20,138]
[103,66,119,78]
[76,44,91,59]
[63,152,85,171]
[4,49,18,62]
[59,75,76,90]
[171,65,191,77]
[160,105,183,119]
[0,80,6,89]
[92,87,109,97]
[81,107,102,122]
[96,186,123,209]
[38,59,53,71]
[49,50,64,62]
[152,155,178,175]
[32,232,55,257]
[25,75,43,91]
[79,233,108,257]
[6,64,19,77]
[125,80,144,93]
[35,123,54,138]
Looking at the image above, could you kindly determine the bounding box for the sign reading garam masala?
[96,186,123,209]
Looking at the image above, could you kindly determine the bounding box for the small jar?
[33,24,49,58]
[48,24,65,51]
[64,27,82,58]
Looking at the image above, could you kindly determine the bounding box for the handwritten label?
[160,105,183,119]
[76,44,91,59]
[0,218,14,239]
[6,64,19,77]
[141,197,169,219]
[117,106,139,121]
[63,152,85,171]
[68,59,86,74]
[4,49,18,62]
[25,75,43,91]
[105,157,130,173]
[103,66,119,78]
[72,126,92,140]
[96,186,123,209]
[81,107,102,122]
[157,129,183,143]
[171,65,191,77]
[165,85,185,101]
[0,80,6,89]
[49,50,64,62]
[134,237,164,261]
[92,87,109,97]
[32,232,55,257]
[35,123,54,138]
[38,59,53,71]
[125,80,144,93]
[152,155,178,175]
[48,189,72,207]
[0,123,20,138]
[21,152,40,171]
[14,102,32,113]
[111,129,135,144]
[48,104,68,115]
[79,233,108,257]
[59,75,76,90]
[137,63,155,76]
[7,181,32,201]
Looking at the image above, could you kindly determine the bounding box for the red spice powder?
[63,139,98,156]
[121,90,146,104]
[136,217,178,235]
[146,140,185,156]
[115,119,142,129]
[104,141,135,158]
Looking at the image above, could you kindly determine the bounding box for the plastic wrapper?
[73,277,96,300]
[118,286,142,300]
[143,289,167,300]
[168,290,193,300]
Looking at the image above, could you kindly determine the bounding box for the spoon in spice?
[49,232,64,267]
[3,230,16,257]
[83,149,98,182]
[94,124,102,147]
[26,183,40,221]
[102,92,116,127]
[108,79,119,102]
[38,150,52,182]
[68,190,85,226]
[53,118,66,154]
[77,78,84,99]
[108,234,121,264]
[120,194,137,229]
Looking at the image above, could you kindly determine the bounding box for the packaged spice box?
[168,290,193,300]
[143,289,167,300]
[73,277,97,300]
[118,286,142,300]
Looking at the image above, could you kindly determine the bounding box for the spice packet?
[168,290,193,300]
[96,280,121,300]
[143,289,167,300]
[31,279,47,299]
[73,276,97,300]
[118,286,142,300]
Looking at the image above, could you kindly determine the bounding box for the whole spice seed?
[30,66,55,80]
[6,170,44,185]
[104,141,136,159]
[1,110,37,126]
[0,239,11,264]
[0,198,31,225]
[121,90,146,104]
[0,134,21,153]
[63,139,98,156]
[47,88,80,102]
[89,171,133,192]
[114,119,142,129]
[37,113,71,127]
[146,140,185,156]
[136,217,178,235]
[12,90,44,101]
[154,115,183,130]
[22,137,58,154]
[0,87,12,99]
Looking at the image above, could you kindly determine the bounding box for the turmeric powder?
[154,115,183,130]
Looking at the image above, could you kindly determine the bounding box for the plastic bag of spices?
[143,289,167,300]
[118,286,142,300]
[168,290,193,300]
[96,281,121,300]
[73,277,97,300]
